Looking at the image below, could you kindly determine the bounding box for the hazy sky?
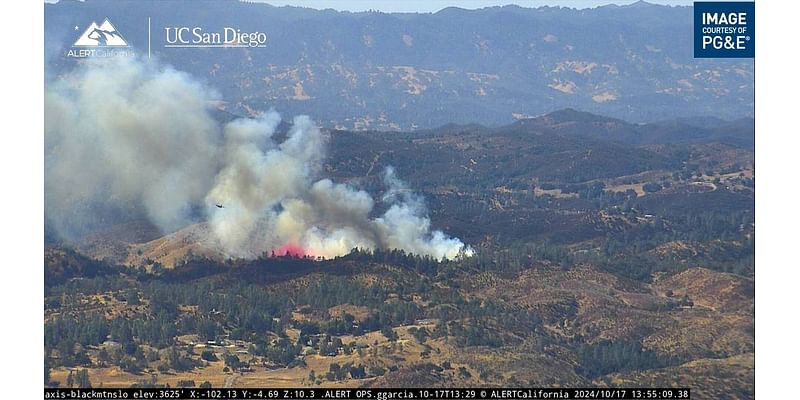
[249,1,695,13]
[44,1,699,11]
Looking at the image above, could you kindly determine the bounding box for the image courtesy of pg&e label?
[694,2,754,58]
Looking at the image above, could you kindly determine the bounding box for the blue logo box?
[694,2,754,58]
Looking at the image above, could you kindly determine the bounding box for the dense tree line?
[575,340,674,378]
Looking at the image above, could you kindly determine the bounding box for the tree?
[224,354,242,370]
[197,318,220,342]
[120,355,144,374]
[411,327,429,343]
[327,362,347,381]
[319,339,337,356]
[66,370,74,388]
[642,182,662,193]
[575,340,669,378]
[126,290,141,305]
[75,351,92,367]
[75,369,91,388]
[381,326,398,341]
[349,364,366,379]
[168,347,196,372]
[98,349,109,365]
[45,357,51,386]
[123,340,138,356]
[201,350,218,362]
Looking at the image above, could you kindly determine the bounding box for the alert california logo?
[66,18,136,58]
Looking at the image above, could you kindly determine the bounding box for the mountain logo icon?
[73,18,129,47]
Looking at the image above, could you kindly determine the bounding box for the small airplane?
[215,204,224,209]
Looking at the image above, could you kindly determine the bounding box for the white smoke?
[45,57,473,261]
[45,57,220,238]
[375,167,472,261]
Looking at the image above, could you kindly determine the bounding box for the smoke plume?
[45,57,472,261]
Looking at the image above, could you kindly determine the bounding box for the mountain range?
[45,0,754,130]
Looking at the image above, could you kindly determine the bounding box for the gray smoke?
[45,58,220,238]
[45,57,473,261]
